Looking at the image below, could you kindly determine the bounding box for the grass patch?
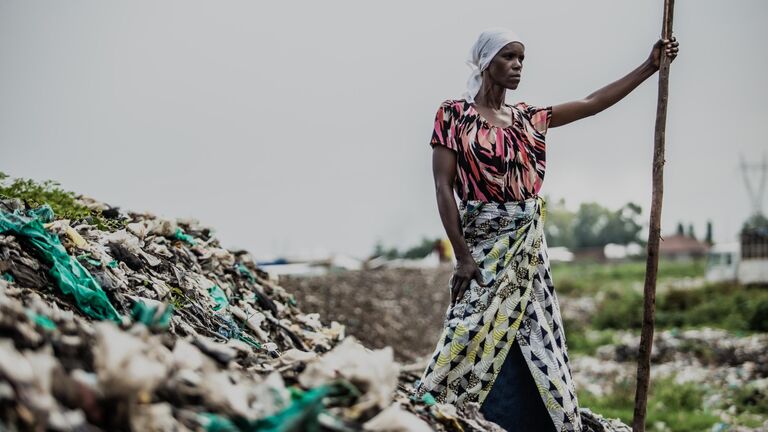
[588,281,768,334]
[578,376,720,432]
[591,288,645,330]
[552,259,705,296]
[564,328,616,356]
[0,172,125,231]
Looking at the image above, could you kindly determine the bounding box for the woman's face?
[483,41,524,90]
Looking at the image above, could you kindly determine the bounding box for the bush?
[749,299,768,332]
[564,328,616,355]
[591,288,644,330]
[655,282,768,333]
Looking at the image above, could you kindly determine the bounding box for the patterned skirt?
[413,195,583,432]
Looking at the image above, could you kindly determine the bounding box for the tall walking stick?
[632,1,675,430]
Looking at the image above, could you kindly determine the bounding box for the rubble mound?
[0,192,629,431]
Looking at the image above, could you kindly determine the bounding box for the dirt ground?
[280,264,456,362]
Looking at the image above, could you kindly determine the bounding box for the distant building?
[604,242,644,261]
[705,241,739,283]
[738,225,768,284]
[658,233,710,262]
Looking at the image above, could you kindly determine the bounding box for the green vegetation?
[372,237,439,260]
[0,172,125,231]
[578,375,768,431]
[582,281,768,334]
[553,258,768,334]
[728,383,768,420]
[563,328,616,356]
[552,258,706,296]
[656,283,768,333]
[542,195,645,249]
[578,377,721,431]
[555,258,768,430]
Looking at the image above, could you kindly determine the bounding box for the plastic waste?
[0,206,121,322]
[174,227,197,245]
[208,285,228,312]
[130,297,174,330]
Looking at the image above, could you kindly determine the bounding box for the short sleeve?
[429,100,458,152]
[521,103,553,136]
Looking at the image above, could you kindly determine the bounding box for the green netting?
[76,253,103,267]
[0,206,121,322]
[199,413,238,432]
[2,272,14,282]
[174,227,197,245]
[25,310,57,330]
[237,333,262,349]
[251,385,329,432]
[235,263,256,283]
[200,385,331,432]
[29,205,54,223]
[421,392,436,406]
[208,285,228,311]
[131,300,174,330]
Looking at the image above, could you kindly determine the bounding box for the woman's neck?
[474,83,507,109]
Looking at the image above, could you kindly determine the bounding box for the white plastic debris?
[93,322,171,397]
[363,402,432,432]
[299,337,399,412]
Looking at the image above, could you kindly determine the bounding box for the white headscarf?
[463,27,524,104]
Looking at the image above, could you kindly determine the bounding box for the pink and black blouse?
[429,98,553,203]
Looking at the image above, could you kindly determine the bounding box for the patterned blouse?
[429,98,553,203]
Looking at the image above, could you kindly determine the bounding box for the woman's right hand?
[450,256,488,307]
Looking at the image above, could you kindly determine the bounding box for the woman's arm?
[432,146,486,306]
[550,36,679,128]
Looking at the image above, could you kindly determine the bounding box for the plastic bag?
[0,206,121,322]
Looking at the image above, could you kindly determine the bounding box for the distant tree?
[372,237,441,260]
[676,222,685,236]
[573,202,612,248]
[402,237,439,259]
[372,241,385,258]
[705,220,713,245]
[600,202,644,245]
[371,241,401,260]
[687,223,696,240]
[550,199,644,249]
[543,197,576,249]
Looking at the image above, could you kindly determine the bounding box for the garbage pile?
[599,327,768,369]
[0,193,630,431]
[573,328,768,397]
[570,328,768,430]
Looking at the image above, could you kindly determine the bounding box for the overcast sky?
[1,1,765,260]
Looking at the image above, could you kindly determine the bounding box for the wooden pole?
[632,1,674,431]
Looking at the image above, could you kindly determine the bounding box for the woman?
[413,28,679,432]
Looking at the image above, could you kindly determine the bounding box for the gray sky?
[1,1,766,260]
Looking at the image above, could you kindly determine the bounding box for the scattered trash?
[0,185,635,431]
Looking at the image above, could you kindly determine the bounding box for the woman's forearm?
[435,186,473,262]
[551,38,677,128]
[585,60,658,114]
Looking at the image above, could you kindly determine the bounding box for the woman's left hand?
[648,35,679,70]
